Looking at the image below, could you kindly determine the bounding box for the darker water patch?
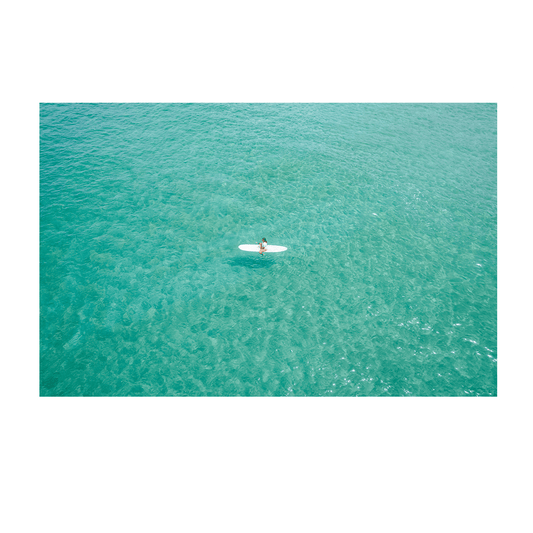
[227,256,274,269]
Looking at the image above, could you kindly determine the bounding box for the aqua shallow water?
[40,103,497,396]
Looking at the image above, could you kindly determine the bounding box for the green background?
[0,1,532,532]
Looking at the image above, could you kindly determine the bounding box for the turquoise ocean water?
[40,103,497,396]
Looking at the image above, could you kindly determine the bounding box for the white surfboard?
[238,244,287,253]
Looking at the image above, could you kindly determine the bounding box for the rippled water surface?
[40,103,497,396]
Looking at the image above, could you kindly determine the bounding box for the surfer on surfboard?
[258,238,268,255]
[238,242,286,253]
